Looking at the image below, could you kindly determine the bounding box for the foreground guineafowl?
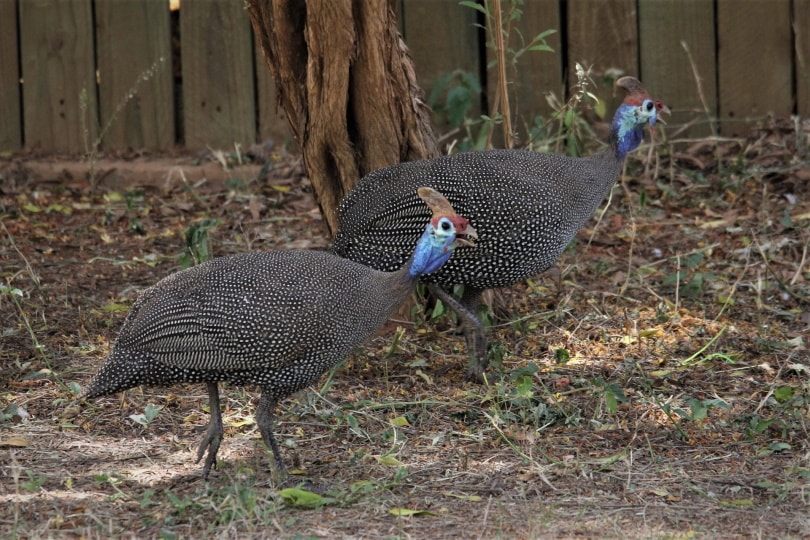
[333,76,668,381]
[82,187,476,479]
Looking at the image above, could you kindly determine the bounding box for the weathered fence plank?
[19,0,97,153]
[567,0,638,114]
[0,0,21,151]
[796,0,810,116]
[401,0,480,135]
[95,0,174,151]
[717,0,792,136]
[486,0,563,148]
[2,1,809,153]
[180,0,256,150]
[639,0,717,137]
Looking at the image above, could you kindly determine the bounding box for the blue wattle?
[409,226,454,277]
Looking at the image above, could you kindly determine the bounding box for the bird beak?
[655,100,671,125]
[456,223,478,247]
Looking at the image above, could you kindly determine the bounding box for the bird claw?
[464,362,486,384]
[196,425,223,479]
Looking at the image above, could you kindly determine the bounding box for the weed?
[165,489,203,516]
[431,0,556,151]
[124,190,147,234]
[591,378,627,414]
[20,469,45,492]
[676,397,729,422]
[481,363,563,428]
[277,487,337,509]
[140,488,158,509]
[0,403,25,423]
[758,441,792,456]
[94,472,128,502]
[80,57,168,188]
[181,218,221,268]
[529,63,602,157]
[744,415,775,440]
[0,223,75,391]
[427,69,492,151]
[129,403,162,427]
[462,0,556,148]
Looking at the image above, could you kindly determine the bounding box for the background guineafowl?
[333,76,668,381]
[82,187,476,479]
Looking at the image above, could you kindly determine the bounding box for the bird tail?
[81,349,150,399]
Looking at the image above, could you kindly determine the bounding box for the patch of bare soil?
[1,122,809,539]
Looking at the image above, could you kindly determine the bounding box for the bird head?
[408,187,477,277]
[611,76,669,158]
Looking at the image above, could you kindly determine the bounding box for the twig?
[476,496,493,540]
[490,0,512,148]
[620,218,637,295]
[680,326,727,366]
[674,254,681,312]
[482,411,556,490]
[1,220,41,290]
[790,235,808,286]
[753,352,791,414]
[752,231,810,305]
[681,41,717,137]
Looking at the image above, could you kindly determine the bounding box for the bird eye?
[440,218,452,231]
[644,100,654,111]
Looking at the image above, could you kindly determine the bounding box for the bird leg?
[196,382,223,479]
[257,390,287,480]
[427,284,488,382]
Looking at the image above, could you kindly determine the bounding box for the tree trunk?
[246,0,437,235]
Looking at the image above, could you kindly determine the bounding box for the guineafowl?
[82,187,476,479]
[333,76,668,381]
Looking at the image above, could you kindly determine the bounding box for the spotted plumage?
[83,188,475,479]
[333,76,668,381]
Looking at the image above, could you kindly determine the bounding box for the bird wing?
[115,252,333,371]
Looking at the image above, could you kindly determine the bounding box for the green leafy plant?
[482,363,563,427]
[129,403,161,427]
[428,70,482,131]
[662,396,729,424]
[0,403,30,424]
[277,487,337,509]
[94,473,128,502]
[181,218,221,268]
[429,0,556,151]
[461,0,556,149]
[663,252,716,300]
[20,470,45,492]
[528,63,602,156]
[592,378,627,414]
[165,490,203,515]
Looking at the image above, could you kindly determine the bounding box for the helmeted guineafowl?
[82,187,477,479]
[333,76,668,381]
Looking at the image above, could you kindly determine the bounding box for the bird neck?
[609,103,645,161]
[407,227,454,277]
[367,265,420,318]
[399,261,421,286]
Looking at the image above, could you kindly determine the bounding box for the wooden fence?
[1,0,808,154]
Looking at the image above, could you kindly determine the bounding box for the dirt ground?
[1,123,809,539]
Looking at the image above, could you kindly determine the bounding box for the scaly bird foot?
[196,422,223,479]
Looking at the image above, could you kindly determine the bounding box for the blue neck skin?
[611,102,647,160]
[408,225,455,278]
